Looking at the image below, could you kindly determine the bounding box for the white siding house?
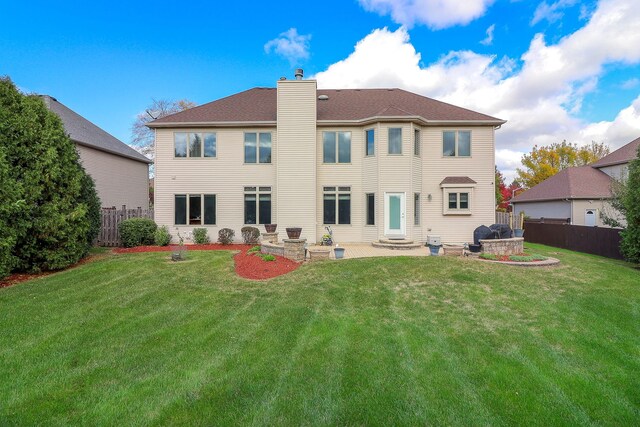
[148,72,506,245]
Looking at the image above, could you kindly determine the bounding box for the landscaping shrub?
[0,77,100,275]
[247,245,261,254]
[241,226,260,244]
[259,253,276,261]
[79,172,101,251]
[119,218,157,248]
[218,228,235,245]
[620,146,640,263]
[192,228,210,244]
[479,253,498,260]
[154,226,172,246]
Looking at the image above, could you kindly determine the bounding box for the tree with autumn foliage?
[131,98,196,160]
[516,141,610,188]
[495,166,505,209]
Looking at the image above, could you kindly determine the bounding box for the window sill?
[443,211,472,216]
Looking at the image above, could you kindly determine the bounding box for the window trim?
[173,132,217,159]
[365,193,375,226]
[322,131,352,164]
[323,186,351,225]
[442,130,472,158]
[388,127,402,155]
[243,185,272,225]
[440,187,473,216]
[174,193,216,225]
[244,132,272,164]
[365,128,375,157]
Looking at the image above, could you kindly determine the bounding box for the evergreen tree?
[0,76,100,277]
[619,146,640,263]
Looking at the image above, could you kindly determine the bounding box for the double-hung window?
[388,128,402,154]
[174,132,216,158]
[323,131,351,163]
[174,194,216,225]
[244,186,272,224]
[323,186,351,224]
[443,131,471,157]
[447,192,470,210]
[365,129,375,156]
[244,132,272,163]
[366,193,375,225]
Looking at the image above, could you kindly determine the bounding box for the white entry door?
[585,209,597,226]
[384,192,406,237]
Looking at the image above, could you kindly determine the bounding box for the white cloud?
[531,0,578,25]
[314,0,640,182]
[264,28,311,65]
[621,78,640,89]
[358,0,495,29]
[480,24,495,46]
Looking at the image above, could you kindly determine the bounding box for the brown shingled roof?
[511,166,613,203]
[440,176,477,185]
[591,136,640,168]
[148,87,504,126]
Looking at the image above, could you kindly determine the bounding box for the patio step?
[372,239,423,250]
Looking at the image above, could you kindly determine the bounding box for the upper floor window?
[244,132,272,164]
[174,132,216,158]
[323,131,351,163]
[388,128,402,154]
[174,194,216,225]
[443,131,471,157]
[366,129,375,156]
[414,129,420,156]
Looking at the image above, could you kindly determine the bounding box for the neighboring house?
[512,136,639,227]
[147,70,505,244]
[42,95,152,208]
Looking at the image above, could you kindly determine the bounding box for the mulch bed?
[114,244,300,280]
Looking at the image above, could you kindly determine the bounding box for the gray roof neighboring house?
[590,136,640,168]
[41,95,151,164]
[511,166,613,203]
[147,87,505,127]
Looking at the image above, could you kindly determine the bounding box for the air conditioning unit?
[427,235,441,246]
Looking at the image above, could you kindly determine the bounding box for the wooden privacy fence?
[495,211,525,229]
[99,205,154,247]
[523,221,623,260]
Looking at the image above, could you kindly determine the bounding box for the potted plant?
[513,212,525,237]
[286,227,302,239]
[334,245,345,259]
[321,226,333,246]
[265,224,277,233]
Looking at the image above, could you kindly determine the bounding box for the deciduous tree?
[516,140,610,188]
[131,98,196,159]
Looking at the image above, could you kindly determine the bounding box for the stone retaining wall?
[480,237,524,256]
[261,241,284,257]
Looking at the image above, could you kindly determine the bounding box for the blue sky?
[2,0,639,180]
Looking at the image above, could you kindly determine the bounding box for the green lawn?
[1,244,639,425]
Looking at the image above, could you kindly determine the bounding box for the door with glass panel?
[384,192,406,237]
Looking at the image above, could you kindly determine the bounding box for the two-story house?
[147,70,505,245]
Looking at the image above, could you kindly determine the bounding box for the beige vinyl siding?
[317,127,365,243]
[154,127,276,243]
[276,80,317,242]
[571,200,609,227]
[76,144,149,209]
[513,200,571,221]
[422,126,496,244]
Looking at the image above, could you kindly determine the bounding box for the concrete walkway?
[317,243,431,260]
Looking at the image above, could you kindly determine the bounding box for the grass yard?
[1,244,639,425]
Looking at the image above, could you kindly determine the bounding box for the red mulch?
[114,244,300,280]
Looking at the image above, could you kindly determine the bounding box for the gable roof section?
[440,176,477,185]
[148,87,504,126]
[511,166,613,203]
[591,136,640,168]
[41,96,151,164]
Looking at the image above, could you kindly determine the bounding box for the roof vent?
[318,95,329,101]
[294,68,304,80]
[279,76,286,80]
